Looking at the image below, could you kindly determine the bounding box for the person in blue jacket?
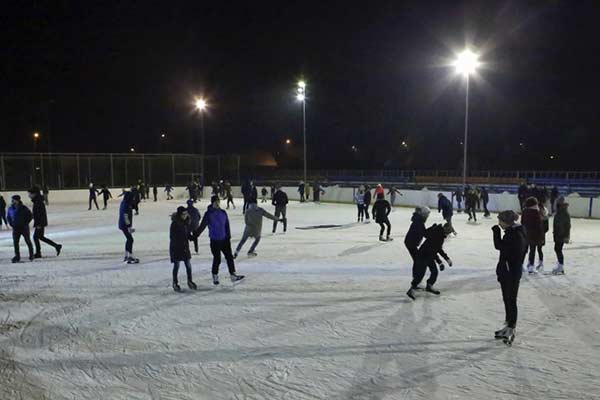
[118,191,139,264]
[437,193,456,235]
[7,195,34,263]
[195,195,244,285]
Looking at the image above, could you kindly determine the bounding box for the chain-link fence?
[0,153,240,190]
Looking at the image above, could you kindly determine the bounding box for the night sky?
[3,1,600,170]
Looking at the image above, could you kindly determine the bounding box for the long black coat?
[31,194,48,227]
[372,199,391,223]
[493,225,527,281]
[404,212,426,251]
[170,217,192,262]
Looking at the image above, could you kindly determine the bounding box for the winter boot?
[425,284,440,295]
[230,274,245,283]
[406,287,416,300]
[552,263,565,275]
[212,274,220,285]
[501,327,515,345]
[233,251,238,259]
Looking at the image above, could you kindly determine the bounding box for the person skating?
[153,185,158,202]
[363,186,372,221]
[464,187,478,222]
[313,181,325,203]
[131,186,141,215]
[550,186,559,215]
[234,199,282,258]
[517,182,528,210]
[372,193,392,241]
[404,206,429,298]
[118,191,139,264]
[481,187,490,217]
[272,186,288,233]
[298,181,305,202]
[261,187,268,203]
[452,188,463,212]
[225,181,235,209]
[407,223,452,299]
[241,179,252,212]
[437,193,456,235]
[374,184,385,199]
[164,184,174,200]
[387,186,402,208]
[7,195,34,263]
[0,194,7,229]
[187,199,201,253]
[42,185,49,206]
[195,195,244,285]
[552,197,571,275]
[99,185,112,210]
[492,210,528,345]
[88,182,100,210]
[145,185,150,201]
[28,187,62,259]
[138,180,146,201]
[355,186,365,222]
[170,206,197,292]
[521,197,545,273]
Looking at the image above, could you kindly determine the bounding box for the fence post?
[589,197,593,219]
[171,154,175,185]
[76,154,81,188]
[142,154,146,183]
[40,153,45,188]
[0,154,5,190]
[110,154,115,187]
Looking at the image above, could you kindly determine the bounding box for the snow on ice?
[1,199,600,399]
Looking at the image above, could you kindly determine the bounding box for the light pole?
[33,132,40,152]
[453,49,480,189]
[296,81,307,186]
[195,98,208,182]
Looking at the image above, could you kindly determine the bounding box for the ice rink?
[1,197,600,400]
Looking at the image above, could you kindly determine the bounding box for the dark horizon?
[3,1,600,171]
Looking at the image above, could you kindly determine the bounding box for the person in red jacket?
[374,184,385,199]
[521,197,544,274]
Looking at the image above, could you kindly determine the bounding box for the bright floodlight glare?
[195,98,207,111]
[298,81,306,89]
[454,49,480,76]
[130,147,135,152]
[33,132,40,139]
[285,139,291,144]
[296,93,305,102]
[161,133,166,138]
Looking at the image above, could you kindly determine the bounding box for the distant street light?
[33,132,40,152]
[453,48,480,189]
[161,133,166,138]
[195,97,208,182]
[285,138,292,144]
[130,147,135,153]
[295,81,307,185]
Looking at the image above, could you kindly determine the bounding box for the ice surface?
[1,199,600,399]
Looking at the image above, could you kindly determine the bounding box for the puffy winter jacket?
[404,212,426,251]
[418,224,449,262]
[7,203,33,229]
[437,196,453,219]
[31,193,48,227]
[521,206,544,245]
[244,203,278,237]
[553,207,571,243]
[197,205,231,241]
[372,199,391,223]
[493,224,527,281]
[364,190,372,205]
[170,216,192,262]
[272,190,288,207]
[355,192,364,205]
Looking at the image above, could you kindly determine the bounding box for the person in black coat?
[404,206,431,299]
[0,194,7,229]
[480,187,490,217]
[99,185,112,210]
[6,195,34,263]
[170,206,197,292]
[272,187,289,233]
[152,185,158,202]
[363,187,372,221]
[437,193,456,234]
[550,186,559,215]
[492,210,528,341]
[517,183,528,210]
[372,193,392,241]
[452,188,463,212]
[28,187,62,258]
[88,182,100,210]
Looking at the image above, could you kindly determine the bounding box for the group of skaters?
[2,187,63,263]
[354,184,402,241]
[451,185,490,222]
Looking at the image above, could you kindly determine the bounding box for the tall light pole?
[453,49,480,189]
[195,98,208,183]
[296,81,307,185]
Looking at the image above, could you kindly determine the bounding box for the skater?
[492,210,528,344]
[234,199,281,258]
[481,187,490,217]
[404,206,429,297]
[298,181,305,202]
[88,182,100,210]
[6,195,34,263]
[118,191,139,264]
[521,197,545,273]
[42,184,49,206]
[305,184,311,202]
[138,180,146,201]
[272,186,288,233]
[261,187,268,203]
[452,187,463,212]
[195,195,245,285]
[241,179,252,212]
[387,185,402,208]
[99,185,112,209]
[225,181,235,209]
[437,193,456,235]
[313,181,325,203]
[550,186,559,215]
[372,192,392,241]
[145,185,150,202]
[131,186,141,215]
[517,182,528,210]
[552,197,571,275]
[374,184,385,199]
[187,199,201,253]
[0,193,7,229]
[164,184,174,200]
[407,223,452,299]
[28,187,62,259]
[355,186,365,222]
[465,186,478,222]
[153,185,158,202]
[170,206,197,292]
[363,186,372,221]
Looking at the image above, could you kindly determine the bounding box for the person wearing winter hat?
[118,191,139,264]
[28,186,62,258]
[521,196,545,273]
[492,210,528,344]
[7,195,34,263]
[195,195,244,285]
[552,197,571,274]
[170,206,197,292]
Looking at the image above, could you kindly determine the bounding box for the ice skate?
[406,288,416,300]
[494,325,509,339]
[126,257,140,264]
[536,261,544,273]
[233,251,238,259]
[552,263,565,275]
[212,274,220,286]
[56,244,62,256]
[386,235,393,241]
[187,280,197,290]
[173,282,182,292]
[247,251,257,257]
[379,235,386,242]
[425,284,440,295]
[527,264,536,274]
[11,256,20,263]
[501,327,515,346]
[230,274,245,284]
[34,253,42,259]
